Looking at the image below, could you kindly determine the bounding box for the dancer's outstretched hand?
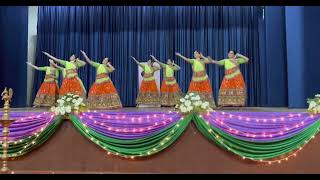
[42,51,50,56]
[150,55,157,60]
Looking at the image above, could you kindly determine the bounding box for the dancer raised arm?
[235,53,249,63]
[80,50,95,66]
[42,51,64,65]
[199,53,215,64]
[172,61,181,71]
[207,56,221,65]
[49,59,64,71]
[150,55,165,67]
[105,60,115,72]
[131,56,144,68]
[26,62,41,71]
[175,52,193,63]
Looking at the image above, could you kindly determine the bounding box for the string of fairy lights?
[201,112,317,139]
[1,110,319,164]
[0,112,61,158]
[71,113,189,159]
[195,113,320,164]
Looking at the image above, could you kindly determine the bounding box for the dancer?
[175,51,216,107]
[131,56,160,107]
[80,50,122,109]
[43,52,87,99]
[150,55,183,106]
[49,59,66,79]
[208,50,249,107]
[27,60,59,107]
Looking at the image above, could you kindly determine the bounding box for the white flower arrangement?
[175,93,213,114]
[307,94,320,114]
[51,93,86,116]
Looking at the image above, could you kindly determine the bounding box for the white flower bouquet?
[175,93,213,114]
[51,93,86,116]
[307,94,320,114]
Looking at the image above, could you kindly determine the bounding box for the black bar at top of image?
[1,0,320,6]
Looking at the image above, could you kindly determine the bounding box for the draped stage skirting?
[2,108,320,174]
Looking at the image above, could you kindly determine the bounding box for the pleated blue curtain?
[34,6,264,107]
[0,6,28,107]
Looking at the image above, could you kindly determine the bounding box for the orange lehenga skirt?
[59,77,86,99]
[160,77,184,106]
[136,79,160,106]
[33,81,59,107]
[218,71,246,107]
[188,77,216,108]
[87,80,122,109]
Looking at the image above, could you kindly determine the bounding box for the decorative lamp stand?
[0,87,15,174]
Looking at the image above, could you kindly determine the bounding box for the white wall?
[26,6,38,106]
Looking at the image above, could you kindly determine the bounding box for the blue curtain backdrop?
[0,6,28,107]
[34,6,265,107]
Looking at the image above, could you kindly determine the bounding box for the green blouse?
[157,63,180,85]
[218,58,246,79]
[141,64,157,81]
[38,66,59,82]
[60,60,86,78]
[157,63,179,78]
[190,59,210,81]
[91,62,114,83]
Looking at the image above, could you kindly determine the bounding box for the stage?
[1,107,320,174]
